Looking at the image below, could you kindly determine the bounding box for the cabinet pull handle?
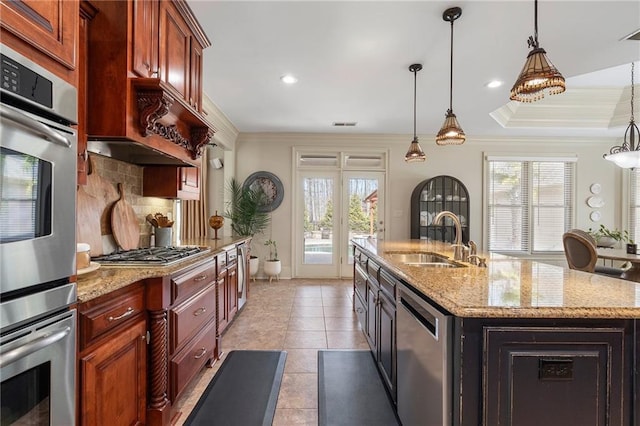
[194,347,207,359]
[193,307,206,316]
[78,149,88,162]
[356,307,363,313]
[108,307,134,322]
[194,274,207,282]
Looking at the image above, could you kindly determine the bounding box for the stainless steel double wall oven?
[0,44,77,425]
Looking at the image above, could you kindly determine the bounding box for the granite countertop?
[353,238,640,319]
[77,236,250,303]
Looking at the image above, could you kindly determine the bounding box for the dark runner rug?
[183,350,287,426]
[318,350,400,426]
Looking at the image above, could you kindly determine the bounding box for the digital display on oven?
[0,147,53,244]
[1,54,53,109]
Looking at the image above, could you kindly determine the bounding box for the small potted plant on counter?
[263,239,281,283]
[588,224,633,250]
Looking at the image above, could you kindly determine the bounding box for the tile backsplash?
[87,154,175,251]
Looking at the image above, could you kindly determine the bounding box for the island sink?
[385,251,466,268]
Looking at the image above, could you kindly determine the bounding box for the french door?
[295,170,385,278]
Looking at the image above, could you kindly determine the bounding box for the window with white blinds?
[629,169,640,243]
[486,157,575,254]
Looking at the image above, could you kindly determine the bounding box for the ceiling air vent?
[332,122,357,127]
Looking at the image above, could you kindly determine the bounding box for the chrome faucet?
[432,211,465,261]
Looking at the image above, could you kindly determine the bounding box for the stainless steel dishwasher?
[397,282,452,426]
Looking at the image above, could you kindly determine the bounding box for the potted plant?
[224,178,270,278]
[588,225,632,249]
[263,239,281,283]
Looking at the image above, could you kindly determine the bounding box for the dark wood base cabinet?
[78,283,148,426]
[353,248,396,402]
[455,318,635,426]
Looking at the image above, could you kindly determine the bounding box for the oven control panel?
[1,53,52,108]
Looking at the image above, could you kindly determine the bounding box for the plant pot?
[263,259,281,283]
[626,243,637,254]
[249,256,259,282]
[596,236,617,248]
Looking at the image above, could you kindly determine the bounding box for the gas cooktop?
[92,246,210,267]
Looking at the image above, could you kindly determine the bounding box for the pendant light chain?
[449,19,454,111]
[413,67,417,139]
[631,62,635,123]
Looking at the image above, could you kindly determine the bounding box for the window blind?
[487,158,574,254]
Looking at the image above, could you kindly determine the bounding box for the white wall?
[235,132,625,277]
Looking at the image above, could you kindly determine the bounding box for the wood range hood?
[85,0,215,168]
[87,77,215,167]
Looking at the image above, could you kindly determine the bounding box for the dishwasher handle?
[400,296,437,338]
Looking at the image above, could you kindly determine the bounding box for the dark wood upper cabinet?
[0,0,78,83]
[132,0,158,78]
[143,166,200,200]
[86,0,213,167]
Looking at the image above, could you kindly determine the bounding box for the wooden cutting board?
[85,156,119,236]
[111,183,139,250]
[77,186,103,256]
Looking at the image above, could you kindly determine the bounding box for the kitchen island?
[352,238,639,426]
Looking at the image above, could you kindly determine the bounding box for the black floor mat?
[183,350,287,426]
[318,350,400,426]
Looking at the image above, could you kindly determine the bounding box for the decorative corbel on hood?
[134,79,214,161]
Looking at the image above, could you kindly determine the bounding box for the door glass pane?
[0,362,51,425]
[0,147,53,243]
[347,178,379,264]
[303,177,334,264]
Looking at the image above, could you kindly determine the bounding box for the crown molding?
[490,87,631,130]
[202,93,239,150]
[237,131,618,146]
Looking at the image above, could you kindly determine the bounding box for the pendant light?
[436,7,465,146]
[510,0,565,102]
[604,62,640,169]
[405,63,426,163]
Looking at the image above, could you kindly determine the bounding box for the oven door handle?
[0,105,72,148]
[0,326,71,368]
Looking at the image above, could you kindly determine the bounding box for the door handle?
[1,105,72,148]
[0,327,70,368]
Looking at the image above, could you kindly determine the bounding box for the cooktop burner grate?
[92,246,209,266]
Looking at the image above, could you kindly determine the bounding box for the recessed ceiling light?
[280,74,298,84]
[485,80,503,88]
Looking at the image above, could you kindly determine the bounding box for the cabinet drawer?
[367,259,380,281]
[170,284,216,353]
[217,252,227,272]
[354,290,366,332]
[227,248,237,266]
[354,265,367,302]
[170,319,216,401]
[79,285,145,348]
[379,270,399,301]
[355,249,368,270]
[172,260,215,304]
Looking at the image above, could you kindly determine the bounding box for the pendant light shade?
[510,0,565,102]
[604,62,640,169]
[436,7,465,146]
[405,63,426,163]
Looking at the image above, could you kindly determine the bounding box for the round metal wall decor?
[243,171,284,212]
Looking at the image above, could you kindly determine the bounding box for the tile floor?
[173,278,367,425]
